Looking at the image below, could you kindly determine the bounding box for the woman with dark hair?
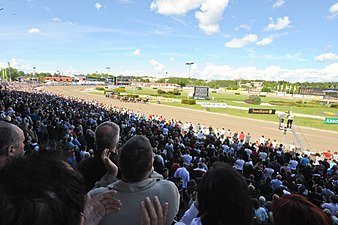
[273,194,331,225]
[176,162,253,225]
[0,151,122,225]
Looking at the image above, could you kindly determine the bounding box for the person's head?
[95,121,120,154]
[251,198,260,210]
[259,196,266,206]
[273,194,331,225]
[0,121,25,168]
[162,167,169,178]
[119,135,153,182]
[197,162,253,225]
[330,195,338,204]
[0,152,85,225]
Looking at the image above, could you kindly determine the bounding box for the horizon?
[0,0,338,82]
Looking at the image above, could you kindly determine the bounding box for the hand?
[101,148,118,177]
[83,190,122,225]
[193,192,199,209]
[272,194,280,201]
[140,196,168,225]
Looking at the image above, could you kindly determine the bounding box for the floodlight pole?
[185,62,194,79]
[106,67,110,82]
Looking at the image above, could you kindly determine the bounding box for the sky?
[0,0,338,82]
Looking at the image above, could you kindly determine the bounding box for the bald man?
[0,121,25,169]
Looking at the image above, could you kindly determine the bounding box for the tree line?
[1,68,336,93]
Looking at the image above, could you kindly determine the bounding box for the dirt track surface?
[42,86,337,153]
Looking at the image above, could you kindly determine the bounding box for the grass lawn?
[94,86,338,132]
[160,102,338,132]
[89,92,104,95]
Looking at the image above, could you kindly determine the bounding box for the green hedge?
[103,89,115,94]
[103,88,125,94]
[330,103,338,108]
[157,89,166,94]
[157,89,181,96]
[181,99,196,105]
[245,95,261,105]
[268,100,297,106]
[113,87,125,93]
[96,87,105,91]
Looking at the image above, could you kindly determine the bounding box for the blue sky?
[1,0,338,82]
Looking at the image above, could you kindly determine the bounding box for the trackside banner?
[199,102,227,108]
[248,108,276,114]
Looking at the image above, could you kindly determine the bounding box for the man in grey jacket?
[89,135,179,225]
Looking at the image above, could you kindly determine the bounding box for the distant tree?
[141,78,150,83]
[157,89,166,94]
[261,87,271,92]
[245,95,262,105]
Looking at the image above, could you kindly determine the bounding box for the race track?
[42,86,338,153]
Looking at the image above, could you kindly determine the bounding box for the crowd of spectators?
[1,82,338,225]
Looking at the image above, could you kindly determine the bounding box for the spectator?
[89,135,179,225]
[251,198,269,224]
[177,163,253,225]
[78,121,120,192]
[273,194,331,225]
[174,162,190,190]
[0,121,25,169]
[0,152,122,225]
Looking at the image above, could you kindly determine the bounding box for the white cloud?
[66,67,77,75]
[10,58,18,67]
[170,57,175,61]
[0,58,18,69]
[315,52,338,62]
[195,0,229,35]
[42,6,51,11]
[265,16,291,31]
[28,28,40,33]
[196,63,338,82]
[133,49,141,55]
[256,37,273,46]
[119,0,132,4]
[52,17,62,22]
[20,64,32,71]
[149,59,165,72]
[52,17,74,25]
[0,62,9,69]
[235,24,251,31]
[224,34,258,48]
[323,63,338,74]
[328,2,338,19]
[272,0,285,8]
[95,2,103,10]
[150,0,229,35]
[199,64,231,80]
[150,0,203,15]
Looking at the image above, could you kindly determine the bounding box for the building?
[299,87,338,99]
[44,77,74,82]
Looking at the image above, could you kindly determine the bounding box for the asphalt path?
[41,86,338,152]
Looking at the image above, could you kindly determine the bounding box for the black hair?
[197,162,253,225]
[119,135,153,182]
[0,151,85,225]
